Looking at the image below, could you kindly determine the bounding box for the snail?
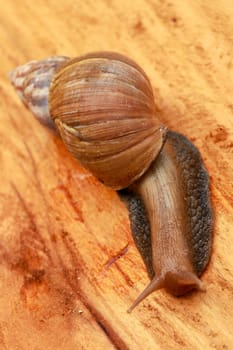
[9,51,213,312]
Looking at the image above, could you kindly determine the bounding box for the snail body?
[127,131,212,312]
[10,52,213,311]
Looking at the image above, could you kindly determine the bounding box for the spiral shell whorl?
[9,56,69,128]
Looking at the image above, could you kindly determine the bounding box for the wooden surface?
[0,1,233,349]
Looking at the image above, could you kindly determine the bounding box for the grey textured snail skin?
[9,52,213,312]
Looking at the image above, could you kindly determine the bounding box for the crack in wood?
[100,244,129,277]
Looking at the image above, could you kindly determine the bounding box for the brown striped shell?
[49,52,166,189]
[10,52,166,189]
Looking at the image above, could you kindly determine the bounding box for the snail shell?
[10,52,167,189]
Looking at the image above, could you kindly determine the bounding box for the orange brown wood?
[0,1,233,349]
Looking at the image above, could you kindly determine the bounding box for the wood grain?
[0,0,233,349]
